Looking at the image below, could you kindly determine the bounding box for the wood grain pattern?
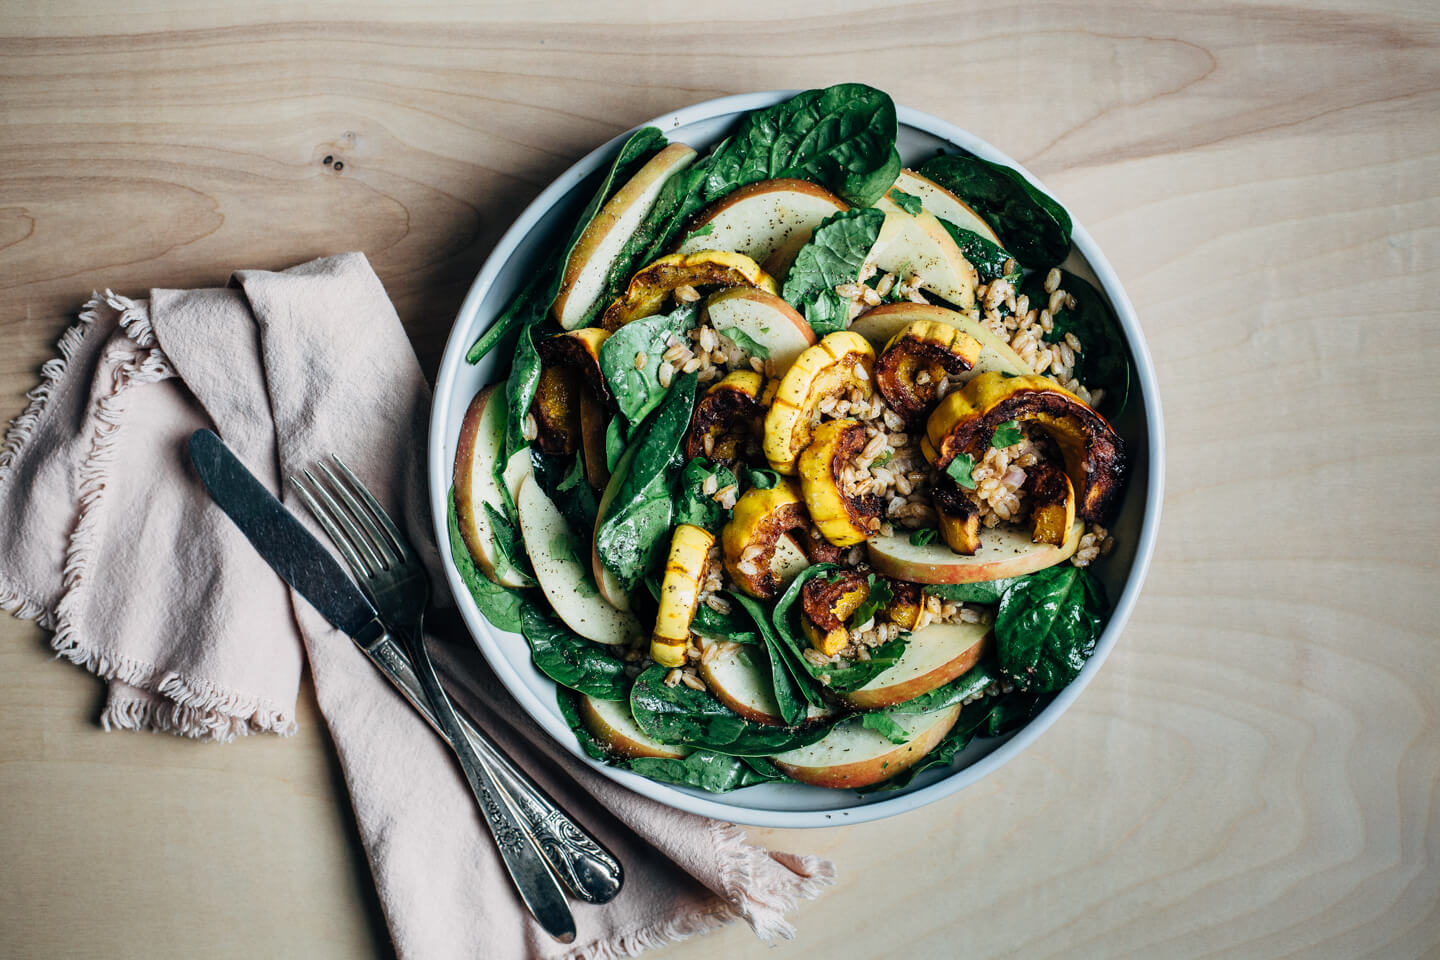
[2,1,1438,957]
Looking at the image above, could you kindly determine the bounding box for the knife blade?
[188,428,376,636]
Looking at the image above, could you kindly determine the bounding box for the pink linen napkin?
[0,253,834,959]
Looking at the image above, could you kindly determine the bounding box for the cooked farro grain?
[664,669,683,687]
[634,351,648,370]
[657,360,674,388]
[681,672,706,691]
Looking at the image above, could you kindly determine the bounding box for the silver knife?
[188,430,618,936]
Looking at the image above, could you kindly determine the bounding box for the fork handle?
[359,619,577,943]
[354,625,622,904]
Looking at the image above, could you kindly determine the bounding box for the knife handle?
[355,625,623,905]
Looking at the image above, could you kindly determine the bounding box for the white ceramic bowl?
[429,91,1164,828]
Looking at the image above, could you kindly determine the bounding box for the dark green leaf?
[1022,270,1132,417]
[782,208,887,336]
[625,751,783,793]
[715,325,769,359]
[466,127,668,363]
[604,415,627,473]
[480,501,533,584]
[994,566,1107,692]
[924,579,1018,605]
[772,565,909,693]
[921,154,1072,268]
[990,420,1024,449]
[744,467,782,490]
[885,660,999,714]
[594,373,698,589]
[729,592,820,725]
[861,711,912,744]
[556,688,611,761]
[945,453,977,490]
[674,458,737,532]
[503,324,544,461]
[519,601,629,700]
[938,220,1023,286]
[909,527,939,547]
[556,453,585,492]
[629,665,832,756]
[855,697,996,793]
[446,491,525,633]
[530,450,599,545]
[692,601,758,645]
[598,302,699,428]
[891,189,922,216]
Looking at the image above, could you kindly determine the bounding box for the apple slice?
[848,302,1031,379]
[704,287,816,373]
[699,638,837,727]
[590,445,637,612]
[771,533,811,587]
[516,475,642,645]
[871,191,979,310]
[893,169,1002,246]
[838,621,989,709]
[770,705,962,789]
[867,518,1083,584]
[675,178,848,270]
[554,142,698,330]
[453,385,535,588]
[578,694,690,760]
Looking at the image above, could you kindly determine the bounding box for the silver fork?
[291,458,605,942]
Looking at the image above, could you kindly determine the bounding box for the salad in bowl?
[446,84,1140,799]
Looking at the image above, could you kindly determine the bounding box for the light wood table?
[2,2,1437,957]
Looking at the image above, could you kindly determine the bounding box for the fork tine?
[315,460,399,569]
[292,472,374,579]
[301,467,388,574]
[329,455,411,561]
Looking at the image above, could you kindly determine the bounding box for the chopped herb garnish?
[909,527,939,547]
[990,420,1023,449]
[716,326,770,359]
[871,450,893,468]
[945,453,977,490]
[684,223,714,242]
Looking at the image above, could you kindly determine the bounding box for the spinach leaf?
[530,450,599,545]
[598,302,699,428]
[715,325,769,359]
[465,127,668,363]
[944,453,977,489]
[481,501,534,585]
[885,660,999,714]
[626,751,783,793]
[855,697,995,793]
[587,84,900,327]
[1021,270,1132,417]
[938,220,1023,286]
[446,491,525,633]
[593,373,698,589]
[781,208,887,336]
[772,565,908,693]
[683,223,715,243]
[674,458,737,532]
[861,711,912,744]
[981,689,1051,736]
[729,592,820,726]
[921,154,1072,268]
[556,688,611,761]
[994,565,1107,692]
[990,420,1024,449]
[691,602,758,645]
[891,189,923,216]
[744,467,782,490]
[503,324,544,461]
[909,527,938,547]
[519,601,629,700]
[924,579,1018,605]
[604,415,627,473]
[629,665,832,756]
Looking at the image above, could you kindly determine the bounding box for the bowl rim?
[428,90,1166,828]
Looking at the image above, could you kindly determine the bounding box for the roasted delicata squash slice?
[651,524,715,668]
[763,331,875,474]
[600,250,778,330]
[722,479,825,598]
[531,328,612,459]
[685,370,768,465]
[924,372,1128,524]
[885,581,924,631]
[800,568,872,657]
[1024,459,1076,546]
[798,419,884,547]
[931,480,981,556]
[875,319,982,426]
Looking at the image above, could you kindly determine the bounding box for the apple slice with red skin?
[676,178,848,272]
[554,142,698,329]
[578,694,689,760]
[453,384,534,588]
[867,519,1082,585]
[770,705,962,789]
[591,445,636,612]
[892,169,1002,246]
[704,287,816,374]
[838,620,989,709]
[698,637,838,727]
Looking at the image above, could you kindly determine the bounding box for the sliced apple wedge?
[699,638,836,727]
[453,385,535,588]
[770,705,962,789]
[838,621,989,709]
[893,169,1002,246]
[848,302,1032,379]
[554,142,698,330]
[516,475,641,645]
[578,694,690,760]
[591,444,636,612]
[704,287,816,373]
[676,178,848,273]
[872,191,979,310]
[867,518,1083,584]
[771,533,811,587]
